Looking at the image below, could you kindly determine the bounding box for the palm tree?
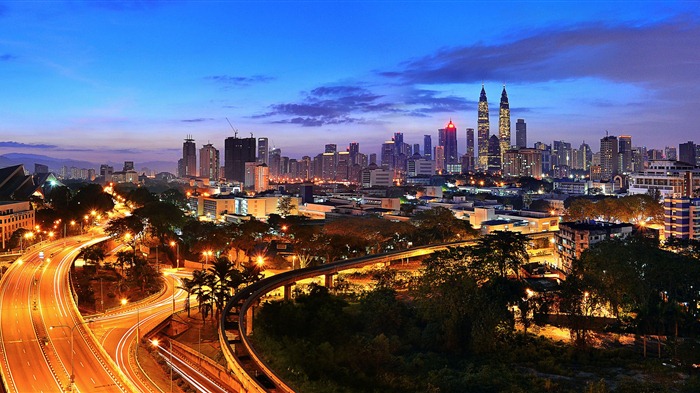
[208,256,244,320]
[178,277,197,317]
[78,244,107,266]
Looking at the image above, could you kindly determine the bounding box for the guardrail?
[219,239,477,393]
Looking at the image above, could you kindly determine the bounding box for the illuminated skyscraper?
[477,85,490,170]
[499,85,511,167]
[465,127,475,170]
[438,120,458,171]
[487,134,501,173]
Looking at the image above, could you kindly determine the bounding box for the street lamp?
[50,320,93,391]
[170,241,179,269]
[151,338,173,393]
[202,250,212,269]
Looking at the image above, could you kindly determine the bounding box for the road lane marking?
[80,361,84,368]
[90,377,96,384]
[33,374,36,380]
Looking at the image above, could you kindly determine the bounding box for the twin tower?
[477,84,510,170]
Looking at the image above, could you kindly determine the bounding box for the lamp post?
[151,338,173,393]
[170,241,179,269]
[50,320,93,391]
[202,250,212,270]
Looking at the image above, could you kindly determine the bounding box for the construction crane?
[226,117,238,138]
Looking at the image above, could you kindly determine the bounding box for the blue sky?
[0,1,699,165]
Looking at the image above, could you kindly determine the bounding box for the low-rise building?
[0,201,35,249]
[555,221,634,272]
[629,160,700,198]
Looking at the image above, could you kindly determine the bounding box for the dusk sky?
[1,1,699,166]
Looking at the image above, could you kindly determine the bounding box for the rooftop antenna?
[226,117,238,138]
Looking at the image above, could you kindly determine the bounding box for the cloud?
[380,19,700,88]
[205,74,276,88]
[0,54,17,62]
[254,84,402,127]
[0,141,57,149]
[405,89,476,116]
[181,118,214,123]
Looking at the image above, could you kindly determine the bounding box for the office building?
[439,120,458,171]
[181,136,197,177]
[487,135,501,173]
[628,160,700,198]
[665,146,677,160]
[423,135,432,160]
[257,137,269,165]
[254,164,270,193]
[618,135,632,174]
[515,119,526,148]
[679,141,697,166]
[434,146,445,174]
[555,221,633,272]
[348,142,360,164]
[224,135,256,182]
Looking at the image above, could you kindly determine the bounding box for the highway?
[0,237,132,393]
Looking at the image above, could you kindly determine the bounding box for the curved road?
[0,237,132,393]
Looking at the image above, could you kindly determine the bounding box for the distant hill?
[0,153,175,174]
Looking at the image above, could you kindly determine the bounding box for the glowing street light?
[170,241,179,269]
[202,250,213,269]
[151,338,173,392]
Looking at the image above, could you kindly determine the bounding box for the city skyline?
[1,1,699,163]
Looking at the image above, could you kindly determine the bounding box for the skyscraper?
[325,144,337,153]
[224,135,256,182]
[487,134,501,173]
[423,135,432,161]
[477,85,490,170]
[499,85,511,167]
[515,119,527,148]
[665,146,677,160]
[618,135,632,173]
[578,142,592,171]
[257,137,269,165]
[181,135,197,177]
[348,142,360,164]
[439,120,458,172]
[199,143,220,181]
[465,127,475,171]
[413,143,420,157]
[679,141,697,166]
[600,134,619,181]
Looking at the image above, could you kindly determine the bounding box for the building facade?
[499,86,511,167]
[477,85,490,170]
[555,221,634,272]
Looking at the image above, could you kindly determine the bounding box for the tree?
[178,277,196,317]
[470,231,529,280]
[410,207,477,245]
[277,195,296,217]
[78,244,106,266]
[207,256,244,320]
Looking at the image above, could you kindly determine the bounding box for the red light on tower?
[447,119,456,129]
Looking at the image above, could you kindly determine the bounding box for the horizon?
[1,1,699,163]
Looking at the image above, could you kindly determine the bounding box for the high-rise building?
[199,143,220,180]
[664,197,700,240]
[578,142,592,171]
[552,140,572,169]
[413,143,420,157]
[618,135,632,173]
[477,85,490,170]
[464,127,475,171]
[254,164,270,193]
[381,140,395,170]
[348,142,360,164]
[434,146,445,174]
[423,135,432,160]
[665,146,677,160]
[648,149,663,161]
[600,135,619,181]
[515,119,527,148]
[632,146,647,172]
[257,137,269,165]
[487,135,501,173]
[224,135,256,182]
[503,148,543,178]
[181,136,197,177]
[325,144,337,153]
[499,85,511,166]
[123,161,134,171]
[679,141,697,166]
[439,120,458,171]
[268,148,281,179]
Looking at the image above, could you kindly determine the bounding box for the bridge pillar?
[284,283,294,300]
[245,305,254,336]
[324,274,333,289]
